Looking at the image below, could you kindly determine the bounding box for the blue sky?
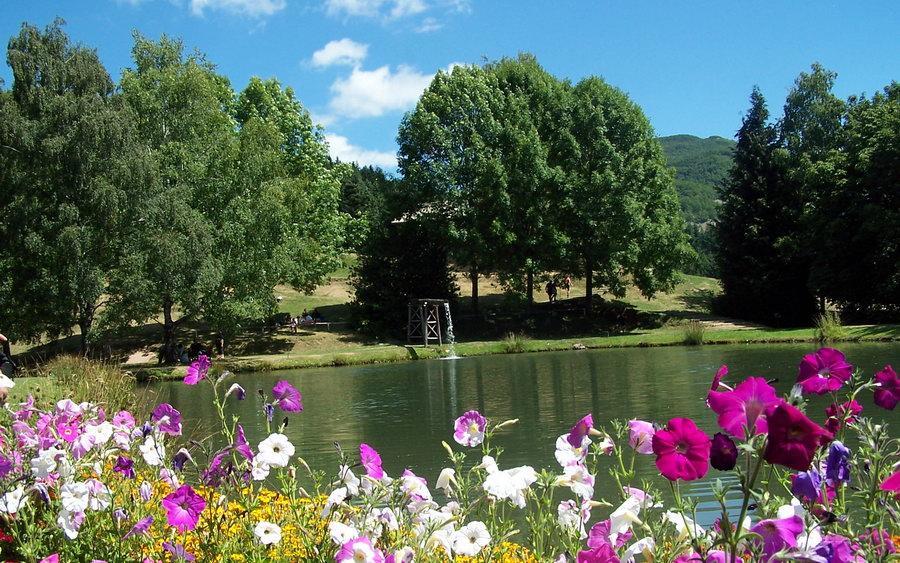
[1,1,898,168]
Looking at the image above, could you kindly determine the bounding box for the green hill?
[658,134,735,224]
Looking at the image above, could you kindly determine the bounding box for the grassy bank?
[130,323,900,381]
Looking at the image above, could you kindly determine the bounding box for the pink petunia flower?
[873,365,898,410]
[183,355,210,385]
[161,485,206,532]
[453,410,487,447]
[360,443,384,480]
[627,420,655,454]
[652,418,711,482]
[567,414,594,449]
[335,536,385,563]
[576,543,620,563]
[707,377,781,439]
[796,348,853,395]
[881,470,900,497]
[763,403,832,471]
[824,400,863,434]
[56,420,80,443]
[750,516,803,560]
[710,365,729,391]
[272,381,303,412]
[38,555,59,563]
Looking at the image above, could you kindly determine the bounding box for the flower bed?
[0,349,897,561]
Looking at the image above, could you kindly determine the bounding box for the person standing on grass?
[215,332,225,359]
[563,275,572,299]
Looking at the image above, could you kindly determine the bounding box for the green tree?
[397,64,508,313]
[337,163,392,251]
[717,88,816,325]
[810,83,900,312]
[563,77,689,312]
[0,20,151,354]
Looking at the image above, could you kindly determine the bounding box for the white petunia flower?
[609,496,643,543]
[391,547,415,563]
[557,499,590,538]
[436,467,456,495]
[86,479,111,511]
[31,447,63,479]
[57,508,84,539]
[338,464,360,496]
[476,455,498,474]
[622,537,656,563]
[664,511,704,541]
[257,433,294,468]
[329,521,360,545]
[452,521,491,556]
[251,458,271,481]
[483,465,537,508]
[322,486,347,518]
[0,486,26,514]
[555,433,590,467]
[557,464,595,500]
[139,434,164,466]
[254,521,282,545]
[60,482,91,513]
[427,526,456,557]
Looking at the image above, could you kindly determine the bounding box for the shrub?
[815,310,848,342]
[682,320,706,345]
[501,332,529,353]
[42,356,139,413]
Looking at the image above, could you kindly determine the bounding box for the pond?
[149,342,899,522]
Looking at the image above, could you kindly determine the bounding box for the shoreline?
[128,324,900,381]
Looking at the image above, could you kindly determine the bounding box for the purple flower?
[113,508,128,522]
[825,441,851,486]
[709,432,738,471]
[360,443,384,480]
[812,535,858,563]
[123,516,153,539]
[172,448,194,471]
[627,420,655,454]
[139,481,152,502]
[113,456,135,479]
[234,425,254,461]
[796,348,853,395]
[162,542,196,562]
[453,410,487,447]
[183,355,210,385]
[151,403,182,436]
[227,383,246,400]
[202,450,230,487]
[161,485,206,532]
[0,453,13,478]
[791,469,822,503]
[750,516,804,560]
[272,380,303,412]
[873,365,898,410]
[567,414,594,449]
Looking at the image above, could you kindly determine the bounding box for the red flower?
[824,400,862,434]
[873,365,898,410]
[652,418,710,481]
[796,348,852,395]
[763,403,832,471]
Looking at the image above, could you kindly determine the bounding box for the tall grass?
[501,332,530,354]
[815,311,847,342]
[682,320,706,345]
[42,356,138,413]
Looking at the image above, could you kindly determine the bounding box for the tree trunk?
[470,265,479,314]
[161,297,177,365]
[78,308,93,357]
[584,253,594,316]
[526,269,534,306]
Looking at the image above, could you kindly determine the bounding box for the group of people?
[288,309,324,332]
[545,275,572,304]
[159,333,225,365]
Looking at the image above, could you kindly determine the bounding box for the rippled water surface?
[149,342,899,521]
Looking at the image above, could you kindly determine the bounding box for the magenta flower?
[183,355,210,385]
[114,456,135,479]
[587,520,632,549]
[123,516,153,539]
[763,403,832,471]
[824,400,863,434]
[873,365,898,410]
[360,443,384,480]
[709,432,738,471]
[880,470,900,497]
[576,543,620,563]
[796,348,852,395]
[707,377,781,438]
[453,410,487,447]
[335,536,384,563]
[233,424,253,461]
[627,420,655,454]
[750,515,803,560]
[151,403,183,436]
[38,555,59,563]
[567,414,594,449]
[161,485,206,532]
[652,418,711,482]
[272,380,303,412]
[710,365,728,391]
[57,421,80,444]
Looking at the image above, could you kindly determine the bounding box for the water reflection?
[151,342,898,524]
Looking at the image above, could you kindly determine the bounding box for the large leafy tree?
[0,20,151,354]
[563,76,689,312]
[397,64,508,313]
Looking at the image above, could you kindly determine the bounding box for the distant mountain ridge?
[658,134,736,224]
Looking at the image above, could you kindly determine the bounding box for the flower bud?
[710,432,738,471]
[494,418,519,430]
[441,441,454,457]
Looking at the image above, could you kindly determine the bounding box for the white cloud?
[329,64,434,118]
[325,134,397,168]
[324,0,427,19]
[415,16,442,33]
[312,39,369,68]
[190,0,286,16]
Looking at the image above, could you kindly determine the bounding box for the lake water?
[149,342,899,521]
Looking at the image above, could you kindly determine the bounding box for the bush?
[42,356,139,413]
[682,320,706,345]
[815,310,848,342]
[501,332,529,353]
